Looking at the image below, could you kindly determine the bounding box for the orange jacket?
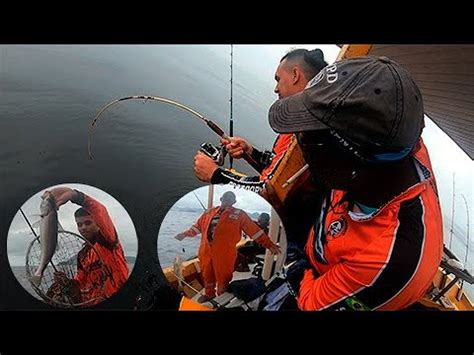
[298,141,443,310]
[260,134,294,181]
[210,134,294,193]
[183,207,275,256]
[182,206,275,284]
[75,194,129,303]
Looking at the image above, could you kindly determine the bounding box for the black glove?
[284,258,310,297]
[286,242,306,262]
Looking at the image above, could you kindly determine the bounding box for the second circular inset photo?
[158,185,288,310]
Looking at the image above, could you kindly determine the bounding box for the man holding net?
[46,186,129,305]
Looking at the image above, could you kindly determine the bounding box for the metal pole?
[229,44,234,169]
[207,184,214,209]
[449,172,455,249]
[460,193,470,264]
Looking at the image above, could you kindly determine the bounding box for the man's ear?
[292,66,302,85]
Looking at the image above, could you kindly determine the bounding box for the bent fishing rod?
[87,95,262,172]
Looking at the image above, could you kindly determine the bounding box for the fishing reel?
[200,142,226,166]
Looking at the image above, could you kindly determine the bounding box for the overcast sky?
[7,183,138,266]
[174,184,272,215]
[231,44,341,80]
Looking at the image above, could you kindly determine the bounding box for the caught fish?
[30,192,59,287]
[173,255,184,291]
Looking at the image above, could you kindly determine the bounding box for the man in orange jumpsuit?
[175,191,281,302]
[48,186,129,305]
[268,56,443,310]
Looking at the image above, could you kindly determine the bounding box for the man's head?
[74,208,100,242]
[274,48,328,99]
[269,56,424,190]
[220,191,236,207]
[257,212,270,229]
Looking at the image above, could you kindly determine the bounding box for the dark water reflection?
[0,45,277,309]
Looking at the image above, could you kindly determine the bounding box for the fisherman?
[47,187,129,305]
[193,48,328,253]
[87,49,327,256]
[174,191,281,303]
[193,48,328,190]
[269,56,443,310]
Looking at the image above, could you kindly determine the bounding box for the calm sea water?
[0,45,471,308]
[0,45,277,309]
[158,209,203,267]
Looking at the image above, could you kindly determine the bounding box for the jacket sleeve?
[73,190,118,249]
[297,201,426,312]
[209,144,275,193]
[239,211,275,250]
[211,168,266,193]
[297,260,379,311]
[181,211,206,237]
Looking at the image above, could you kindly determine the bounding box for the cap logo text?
[326,64,338,84]
[306,64,339,90]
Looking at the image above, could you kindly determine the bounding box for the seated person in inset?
[235,212,271,272]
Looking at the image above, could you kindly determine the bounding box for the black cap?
[269,56,424,152]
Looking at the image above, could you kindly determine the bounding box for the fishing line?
[192,191,207,211]
[229,44,234,169]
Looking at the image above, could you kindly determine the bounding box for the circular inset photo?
[7,183,138,308]
[158,185,288,310]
